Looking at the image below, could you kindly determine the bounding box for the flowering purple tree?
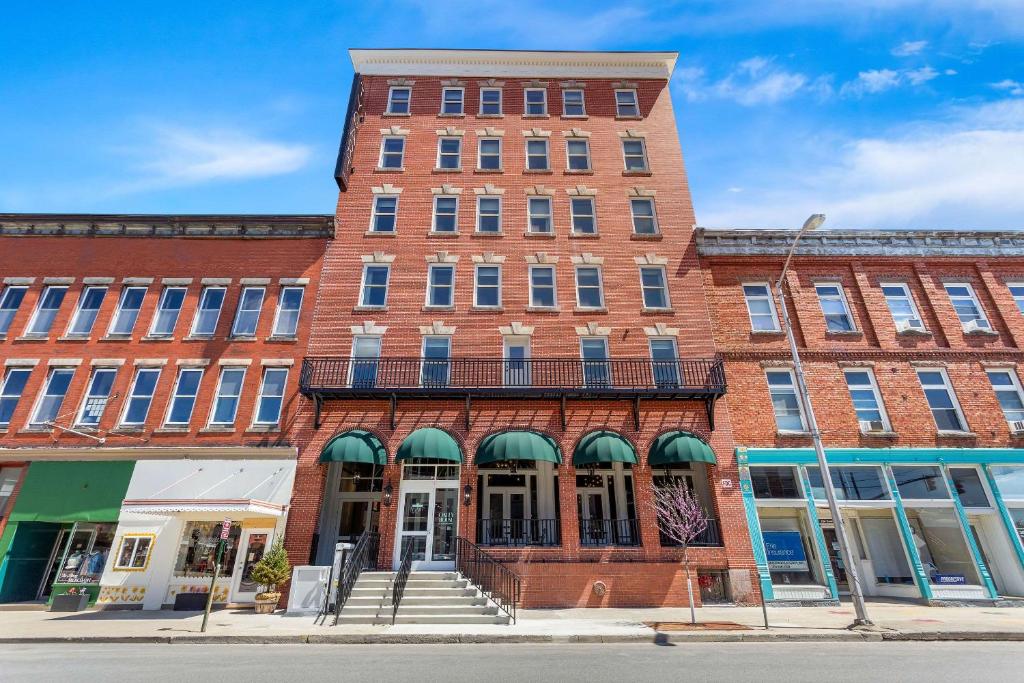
[651,476,708,624]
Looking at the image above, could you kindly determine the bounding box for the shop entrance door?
[394,480,459,571]
[822,528,849,592]
[230,528,272,603]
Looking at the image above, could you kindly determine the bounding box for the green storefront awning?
[319,430,388,465]
[649,431,718,467]
[9,461,135,523]
[475,431,562,466]
[573,431,638,466]
[396,428,463,463]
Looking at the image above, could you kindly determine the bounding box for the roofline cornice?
[0,214,335,239]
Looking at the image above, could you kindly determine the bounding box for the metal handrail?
[476,518,561,547]
[455,536,521,624]
[391,539,414,625]
[659,518,723,547]
[331,530,379,626]
[578,518,642,547]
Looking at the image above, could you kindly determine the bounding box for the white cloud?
[840,69,902,97]
[675,57,810,106]
[906,66,940,85]
[992,79,1024,96]
[892,40,928,56]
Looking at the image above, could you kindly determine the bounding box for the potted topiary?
[249,538,291,614]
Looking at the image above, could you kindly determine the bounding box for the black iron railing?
[477,519,561,547]
[455,536,521,624]
[658,519,723,548]
[329,530,379,626]
[391,538,414,625]
[578,518,641,547]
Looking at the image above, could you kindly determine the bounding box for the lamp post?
[774,214,873,627]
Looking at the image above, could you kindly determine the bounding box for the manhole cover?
[645,621,751,631]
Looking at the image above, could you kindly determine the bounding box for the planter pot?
[254,593,280,614]
[50,593,90,612]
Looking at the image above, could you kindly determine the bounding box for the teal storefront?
[739,447,1024,604]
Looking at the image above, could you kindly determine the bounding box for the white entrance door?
[395,480,459,570]
[485,488,529,545]
[577,487,610,545]
[231,528,273,603]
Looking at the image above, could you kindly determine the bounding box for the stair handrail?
[330,529,380,626]
[455,536,521,624]
[391,538,414,625]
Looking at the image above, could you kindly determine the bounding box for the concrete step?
[334,613,510,625]
[359,571,458,580]
[345,595,487,607]
[355,578,469,589]
[339,604,498,617]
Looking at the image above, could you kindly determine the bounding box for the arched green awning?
[648,431,717,467]
[475,431,562,466]
[396,427,463,463]
[572,430,638,466]
[318,429,388,465]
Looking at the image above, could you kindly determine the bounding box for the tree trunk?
[682,545,696,625]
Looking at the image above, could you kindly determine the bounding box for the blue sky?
[1,1,1022,229]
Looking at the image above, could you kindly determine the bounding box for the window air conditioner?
[1012,420,1024,434]
[859,419,886,433]
[895,318,923,332]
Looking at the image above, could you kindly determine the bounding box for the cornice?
[720,348,1024,363]
[0,214,335,239]
[0,445,298,460]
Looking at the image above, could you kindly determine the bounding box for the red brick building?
[287,49,759,608]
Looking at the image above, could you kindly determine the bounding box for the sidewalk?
[3,600,1024,644]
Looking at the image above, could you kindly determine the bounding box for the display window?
[757,507,825,586]
[114,534,154,570]
[905,508,982,586]
[55,522,116,584]
[855,511,914,585]
[173,521,241,578]
[750,466,802,499]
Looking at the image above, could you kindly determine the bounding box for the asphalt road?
[3,642,1023,682]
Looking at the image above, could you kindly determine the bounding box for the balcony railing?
[658,519,723,547]
[477,519,561,547]
[578,518,641,547]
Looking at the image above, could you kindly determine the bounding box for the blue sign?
[933,574,967,585]
[763,531,809,571]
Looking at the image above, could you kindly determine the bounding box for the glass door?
[231,529,271,603]
[485,490,527,545]
[395,475,460,570]
[577,488,609,545]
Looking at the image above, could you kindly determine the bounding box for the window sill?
[477,114,504,119]
[896,329,931,337]
[474,168,504,174]
[615,115,644,121]
[524,231,556,238]
[471,232,504,238]
[564,169,594,175]
[57,335,91,342]
[140,336,175,342]
[184,335,216,342]
[14,335,48,342]
[154,426,191,434]
[560,114,589,120]
[1010,430,1024,439]
[112,426,145,433]
[751,329,785,336]
[100,334,133,342]
[437,113,465,118]
[936,430,978,439]
[266,335,298,343]
[964,329,999,337]
[364,231,397,237]
[568,232,600,239]
[575,307,608,314]
[523,169,553,174]
[228,335,258,342]
[353,306,388,313]
[19,426,53,434]
[824,330,863,338]
[630,233,662,241]
[522,114,550,120]
[422,306,455,312]
[526,306,561,313]
[246,425,280,434]
[471,306,504,312]
[432,168,462,173]
[641,307,675,315]
[427,231,460,238]
[373,167,405,173]
[776,430,811,437]
[382,112,410,118]
[622,170,652,177]
[199,426,236,434]
[860,430,898,439]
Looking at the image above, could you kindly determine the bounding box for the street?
[2,642,1023,682]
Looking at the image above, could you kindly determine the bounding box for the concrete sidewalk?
[3,601,1024,644]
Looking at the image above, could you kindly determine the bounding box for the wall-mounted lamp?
[383,481,393,506]
[463,483,473,507]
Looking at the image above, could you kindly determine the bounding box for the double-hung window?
[881,282,925,332]
[421,337,451,387]
[255,368,287,425]
[575,266,604,309]
[529,266,557,308]
[478,138,501,170]
[437,137,461,170]
[149,286,186,337]
[479,87,502,115]
[766,369,806,432]
[917,369,967,432]
[630,198,658,235]
[844,369,889,432]
[272,287,303,337]
[0,368,32,427]
[441,87,464,115]
[476,196,501,233]
[944,283,990,331]
[191,286,225,336]
[432,196,458,233]
[76,368,117,427]
[742,283,780,332]
[562,89,585,116]
[26,285,67,336]
[527,197,552,234]
[370,195,398,233]
[524,88,547,116]
[650,338,680,388]
[30,367,75,427]
[474,265,501,308]
[1007,282,1024,315]
[566,139,591,171]
[121,368,160,426]
[615,89,639,117]
[350,336,381,388]
[640,267,670,309]
[988,369,1024,429]
[67,286,107,336]
[379,136,405,169]
[360,265,390,308]
[580,337,610,388]
[525,138,549,170]
[570,197,596,234]
[210,367,246,426]
[426,264,455,307]
[0,286,28,336]
[232,287,265,336]
[108,286,146,336]
[622,139,649,172]
[815,283,855,333]
[165,368,203,426]
[386,86,410,115]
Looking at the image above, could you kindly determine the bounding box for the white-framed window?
[630,198,658,235]
[474,265,501,308]
[359,265,390,307]
[479,87,502,115]
[525,138,549,170]
[437,137,461,170]
[350,335,382,388]
[742,283,780,332]
[209,367,246,426]
[108,286,147,336]
[987,369,1024,428]
[113,535,153,570]
[575,266,604,309]
[476,196,502,233]
[766,369,806,432]
[231,286,265,337]
[615,89,639,117]
[165,368,203,426]
[420,336,451,387]
[815,283,856,333]
[580,337,610,388]
[370,195,398,233]
[432,196,458,233]
[1007,282,1024,315]
[524,88,547,116]
[944,282,990,331]
[562,89,585,116]
[29,367,75,427]
[0,368,32,427]
[272,286,303,337]
[378,136,405,169]
[639,266,670,309]
[649,338,680,388]
[622,139,649,172]
[66,286,107,336]
[441,87,464,115]
[0,285,28,336]
[386,86,411,115]
[26,285,67,336]
[149,286,186,337]
[76,367,117,427]
[844,369,890,432]
[880,282,925,332]
[503,337,531,387]
[254,368,288,425]
[566,138,591,171]
[529,265,557,308]
[570,197,596,234]
[121,367,161,426]
[190,286,226,337]
[477,137,502,170]
[426,264,455,307]
[527,196,552,234]
[917,368,968,432]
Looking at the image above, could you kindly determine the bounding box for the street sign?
[221,519,232,539]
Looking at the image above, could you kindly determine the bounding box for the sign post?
[200,519,231,633]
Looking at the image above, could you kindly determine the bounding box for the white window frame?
[579,337,611,388]
[815,282,856,333]
[254,368,288,426]
[75,367,118,427]
[420,336,452,387]
[615,89,640,117]
[944,282,991,330]
[529,265,557,309]
[649,337,680,387]
[502,337,531,387]
[29,367,75,427]
[0,285,28,336]
[570,196,597,234]
[440,87,465,115]
[113,535,153,570]
[639,266,671,310]
[271,286,304,338]
[190,286,226,337]
[525,137,550,171]
[473,264,502,308]
[349,335,382,387]
[527,196,553,234]
[880,281,925,332]
[25,285,68,336]
[766,369,807,433]
[0,367,32,427]
[378,135,406,169]
[148,286,186,338]
[359,264,391,308]
[916,368,969,433]
[476,195,502,233]
[479,87,502,115]
[561,89,586,117]
[107,286,147,336]
[164,367,204,427]
[426,264,456,308]
[742,282,780,332]
[524,88,547,116]
[987,368,1024,429]
[120,367,161,427]
[432,195,459,233]
[208,366,246,427]
[369,194,399,233]
[66,285,108,337]
[843,368,891,432]
[231,286,265,337]
[386,86,411,115]
[629,198,658,235]
[566,138,592,171]
[621,138,649,172]
[1007,281,1024,315]
[477,137,502,171]
[574,265,605,309]
[436,136,462,170]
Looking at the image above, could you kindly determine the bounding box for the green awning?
[572,431,638,466]
[319,429,388,465]
[475,431,562,466]
[8,461,135,523]
[649,431,718,467]
[396,428,463,463]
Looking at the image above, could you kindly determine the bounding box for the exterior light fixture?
[463,484,473,506]
[383,481,393,506]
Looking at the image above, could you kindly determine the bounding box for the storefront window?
[905,508,981,586]
[991,466,1024,500]
[758,507,823,585]
[751,466,802,499]
[56,523,115,584]
[950,468,990,508]
[1009,509,1024,542]
[807,466,888,501]
[892,466,949,500]
[114,535,153,570]
[173,521,241,578]
[858,512,914,585]
[0,466,22,519]
[338,462,383,493]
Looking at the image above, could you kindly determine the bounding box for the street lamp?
[774,213,873,627]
